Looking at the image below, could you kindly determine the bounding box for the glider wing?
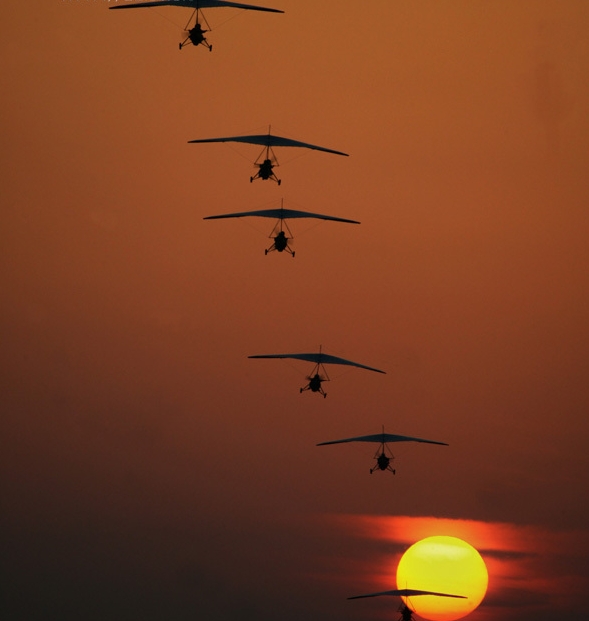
[317,433,448,447]
[110,0,284,13]
[248,352,385,374]
[349,589,466,600]
[204,208,359,224]
[188,134,348,156]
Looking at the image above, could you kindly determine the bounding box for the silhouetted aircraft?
[349,588,467,621]
[203,200,360,256]
[317,425,448,474]
[248,346,385,397]
[109,0,284,51]
[188,128,349,184]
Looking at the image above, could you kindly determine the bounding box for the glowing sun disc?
[396,536,488,621]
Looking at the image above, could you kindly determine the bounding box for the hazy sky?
[2,1,589,620]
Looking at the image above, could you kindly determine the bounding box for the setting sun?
[396,536,488,621]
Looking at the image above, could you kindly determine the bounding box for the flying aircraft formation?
[109,0,284,51]
[204,200,360,256]
[249,346,385,397]
[189,129,349,185]
[349,589,467,621]
[108,3,465,620]
[317,426,448,474]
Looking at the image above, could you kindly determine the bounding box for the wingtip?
[347,594,368,600]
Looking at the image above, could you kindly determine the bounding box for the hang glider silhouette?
[203,201,360,257]
[109,0,284,52]
[349,588,467,621]
[317,425,448,474]
[188,129,349,184]
[248,347,385,397]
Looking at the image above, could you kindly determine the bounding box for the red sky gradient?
[2,1,589,621]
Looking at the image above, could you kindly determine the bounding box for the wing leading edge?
[204,208,360,224]
[110,0,284,13]
[317,432,448,447]
[349,588,467,600]
[248,352,385,374]
[188,133,348,156]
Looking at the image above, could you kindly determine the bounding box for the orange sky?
[2,1,589,620]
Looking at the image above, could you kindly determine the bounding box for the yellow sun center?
[396,536,488,621]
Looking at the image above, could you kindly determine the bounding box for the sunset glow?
[332,514,589,620]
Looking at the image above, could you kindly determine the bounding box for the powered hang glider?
[348,589,467,621]
[203,200,360,257]
[188,129,349,184]
[248,347,385,397]
[317,426,448,474]
[109,0,284,52]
